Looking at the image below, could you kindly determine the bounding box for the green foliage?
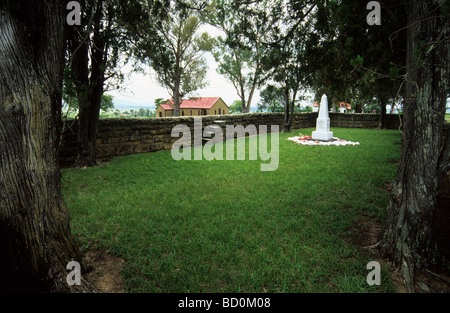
[65,0,129,103]
[229,100,243,114]
[206,0,275,112]
[62,70,115,114]
[257,85,285,113]
[363,100,382,114]
[129,2,213,111]
[155,98,166,106]
[299,0,407,111]
[389,66,400,80]
[350,55,364,67]
[299,106,313,113]
[101,94,115,112]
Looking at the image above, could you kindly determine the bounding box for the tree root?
[425,269,450,285]
[362,240,382,250]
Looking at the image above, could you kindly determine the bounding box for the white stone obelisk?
[312,94,334,141]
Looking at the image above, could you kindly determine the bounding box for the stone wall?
[329,113,402,129]
[60,112,401,166]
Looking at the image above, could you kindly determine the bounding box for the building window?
[198,110,200,115]
[182,110,185,116]
[219,108,221,115]
[159,112,162,117]
[215,110,216,115]
[190,110,192,115]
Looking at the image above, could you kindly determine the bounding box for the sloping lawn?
[62,128,402,293]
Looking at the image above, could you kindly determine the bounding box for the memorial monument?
[312,94,334,141]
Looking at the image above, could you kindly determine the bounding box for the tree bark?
[69,0,108,167]
[71,38,94,167]
[283,88,297,133]
[86,0,107,165]
[0,1,93,292]
[378,100,387,129]
[67,1,95,168]
[173,79,182,117]
[379,0,449,292]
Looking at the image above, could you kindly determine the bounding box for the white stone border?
[288,136,360,146]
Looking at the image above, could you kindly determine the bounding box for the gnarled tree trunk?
[0,1,92,292]
[379,0,449,292]
[87,0,108,165]
[68,0,108,168]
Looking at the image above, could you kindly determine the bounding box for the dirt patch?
[84,249,125,293]
[348,215,406,292]
[349,214,450,293]
[349,215,383,249]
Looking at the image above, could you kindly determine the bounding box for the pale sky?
[108,54,256,109]
[108,24,261,110]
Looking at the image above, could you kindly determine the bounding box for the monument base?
[311,131,334,141]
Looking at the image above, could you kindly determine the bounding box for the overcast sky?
[108,24,261,110]
[108,54,256,109]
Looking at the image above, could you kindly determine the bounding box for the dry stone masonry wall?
[60,112,402,166]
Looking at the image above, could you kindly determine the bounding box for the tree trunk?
[283,88,297,133]
[67,7,95,168]
[379,0,449,292]
[173,85,181,117]
[283,97,291,133]
[73,41,95,167]
[0,1,93,292]
[246,87,256,114]
[86,0,107,166]
[70,0,107,167]
[327,95,335,113]
[239,84,248,113]
[379,100,387,129]
[241,95,249,113]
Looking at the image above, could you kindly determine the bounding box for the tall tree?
[0,0,92,292]
[206,0,276,113]
[132,1,212,117]
[303,0,407,118]
[378,0,450,291]
[346,0,407,128]
[67,0,126,167]
[270,26,310,132]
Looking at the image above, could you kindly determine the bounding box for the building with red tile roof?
[156,97,229,117]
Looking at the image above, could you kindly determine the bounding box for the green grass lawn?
[446,113,450,122]
[62,128,402,293]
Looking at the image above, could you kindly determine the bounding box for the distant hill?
[114,105,157,112]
